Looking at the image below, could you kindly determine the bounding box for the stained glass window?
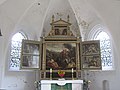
[10,32,27,70]
[94,31,112,69]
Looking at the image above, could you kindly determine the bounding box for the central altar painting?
[46,42,76,70]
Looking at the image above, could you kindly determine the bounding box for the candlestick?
[50,68,52,73]
[72,68,74,80]
[50,68,52,80]
[72,68,73,73]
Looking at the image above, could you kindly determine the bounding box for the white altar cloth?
[40,80,83,90]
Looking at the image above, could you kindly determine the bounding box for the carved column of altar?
[40,80,83,90]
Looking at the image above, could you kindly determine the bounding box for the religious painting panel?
[20,40,41,69]
[54,26,68,35]
[45,41,77,70]
[82,55,101,69]
[46,71,77,80]
[82,40,100,55]
[81,40,102,70]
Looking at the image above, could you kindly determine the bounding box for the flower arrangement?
[58,70,65,78]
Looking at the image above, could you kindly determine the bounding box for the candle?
[72,68,73,73]
[50,68,52,73]
[50,68,52,80]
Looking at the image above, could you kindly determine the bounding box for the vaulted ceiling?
[0,0,120,39]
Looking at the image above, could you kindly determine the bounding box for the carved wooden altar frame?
[40,15,82,80]
[40,37,81,80]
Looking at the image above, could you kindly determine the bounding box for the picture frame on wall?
[20,40,41,69]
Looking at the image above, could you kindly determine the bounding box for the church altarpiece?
[20,15,101,80]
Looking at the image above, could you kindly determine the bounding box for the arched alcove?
[103,80,109,90]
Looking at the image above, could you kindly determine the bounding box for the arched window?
[88,25,113,70]
[10,32,27,70]
[94,31,112,70]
